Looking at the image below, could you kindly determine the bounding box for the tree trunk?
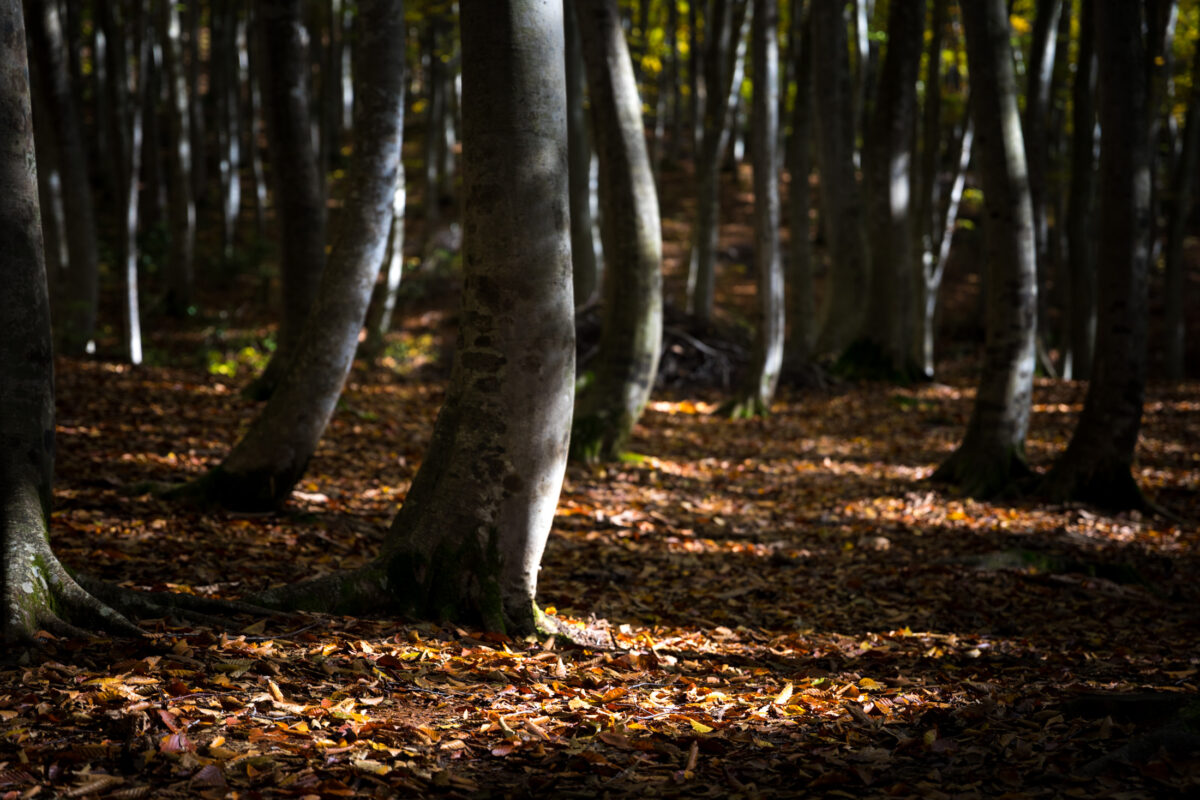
[687,0,748,326]
[422,14,447,237]
[186,0,207,204]
[1162,40,1200,380]
[1041,0,1152,511]
[161,0,197,317]
[214,0,243,261]
[0,0,137,644]
[246,0,328,400]
[860,0,925,376]
[245,6,269,238]
[176,0,406,512]
[1065,0,1097,380]
[727,0,783,416]
[565,0,599,308]
[689,0,703,154]
[1023,0,1063,362]
[255,0,574,636]
[810,0,870,355]
[122,0,150,366]
[571,0,664,460]
[913,0,947,376]
[930,0,1037,499]
[25,0,100,354]
[784,0,815,370]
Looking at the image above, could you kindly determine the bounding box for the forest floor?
[4,164,1200,798]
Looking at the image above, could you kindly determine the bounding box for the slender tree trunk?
[246,0,329,400]
[913,0,947,376]
[178,0,406,512]
[245,6,269,238]
[667,0,682,163]
[423,14,447,237]
[1023,0,1062,362]
[1066,0,1097,380]
[161,0,197,317]
[687,0,748,326]
[25,0,101,354]
[571,0,664,461]
[931,0,1037,499]
[785,0,814,370]
[186,0,207,204]
[30,70,67,285]
[214,0,242,261]
[122,0,150,366]
[810,0,870,355]
[689,0,703,154]
[1041,1,1152,510]
[860,0,925,375]
[361,159,407,359]
[728,0,783,416]
[565,0,599,308]
[0,0,138,644]
[1163,39,1199,380]
[255,0,574,636]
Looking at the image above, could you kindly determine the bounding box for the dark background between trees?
[2,0,1199,796]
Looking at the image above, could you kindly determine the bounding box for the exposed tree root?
[1039,459,1149,513]
[74,575,279,628]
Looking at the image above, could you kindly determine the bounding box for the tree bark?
[255,0,574,636]
[810,0,870,355]
[24,0,100,355]
[565,0,599,308]
[860,0,925,376]
[161,0,197,317]
[176,0,406,512]
[784,0,815,370]
[1065,0,1097,380]
[687,0,748,326]
[1162,39,1199,380]
[727,0,783,416]
[1,0,137,644]
[246,0,329,400]
[121,0,150,366]
[571,0,664,460]
[931,0,1037,499]
[1041,0,1152,511]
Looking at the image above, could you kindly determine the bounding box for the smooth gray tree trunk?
[161,0,197,317]
[121,0,149,366]
[256,0,574,636]
[1065,0,1097,380]
[1,0,138,644]
[1041,0,1153,511]
[860,0,924,376]
[176,0,406,512]
[214,0,243,261]
[245,6,269,238]
[728,0,783,416]
[566,0,599,308]
[571,0,664,460]
[1163,41,1200,380]
[931,0,1037,499]
[810,0,870,355]
[246,0,329,400]
[25,0,100,354]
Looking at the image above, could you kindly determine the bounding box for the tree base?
[929,442,1034,500]
[833,339,923,384]
[1039,458,1148,513]
[569,411,631,464]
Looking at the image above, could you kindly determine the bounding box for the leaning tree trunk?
[25,0,100,355]
[255,0,574,636]
[565,0,599,308]
[931,0,1037,499]
[246,0,329,401]
[1040,1,1152,511]
[860,0,924,377]
[571,0,664,461]
[810,0,870,356]
[0,0,139,644]
[727,0,783,417]
[161,0,197,318]
[1065,0,1097,380]
[174,0,406,512]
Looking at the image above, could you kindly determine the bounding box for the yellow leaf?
[688,718,713,733]
[858,678,884,691]
[774,682,794,705]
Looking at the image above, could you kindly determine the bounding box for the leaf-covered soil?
[0,345,1196,798]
